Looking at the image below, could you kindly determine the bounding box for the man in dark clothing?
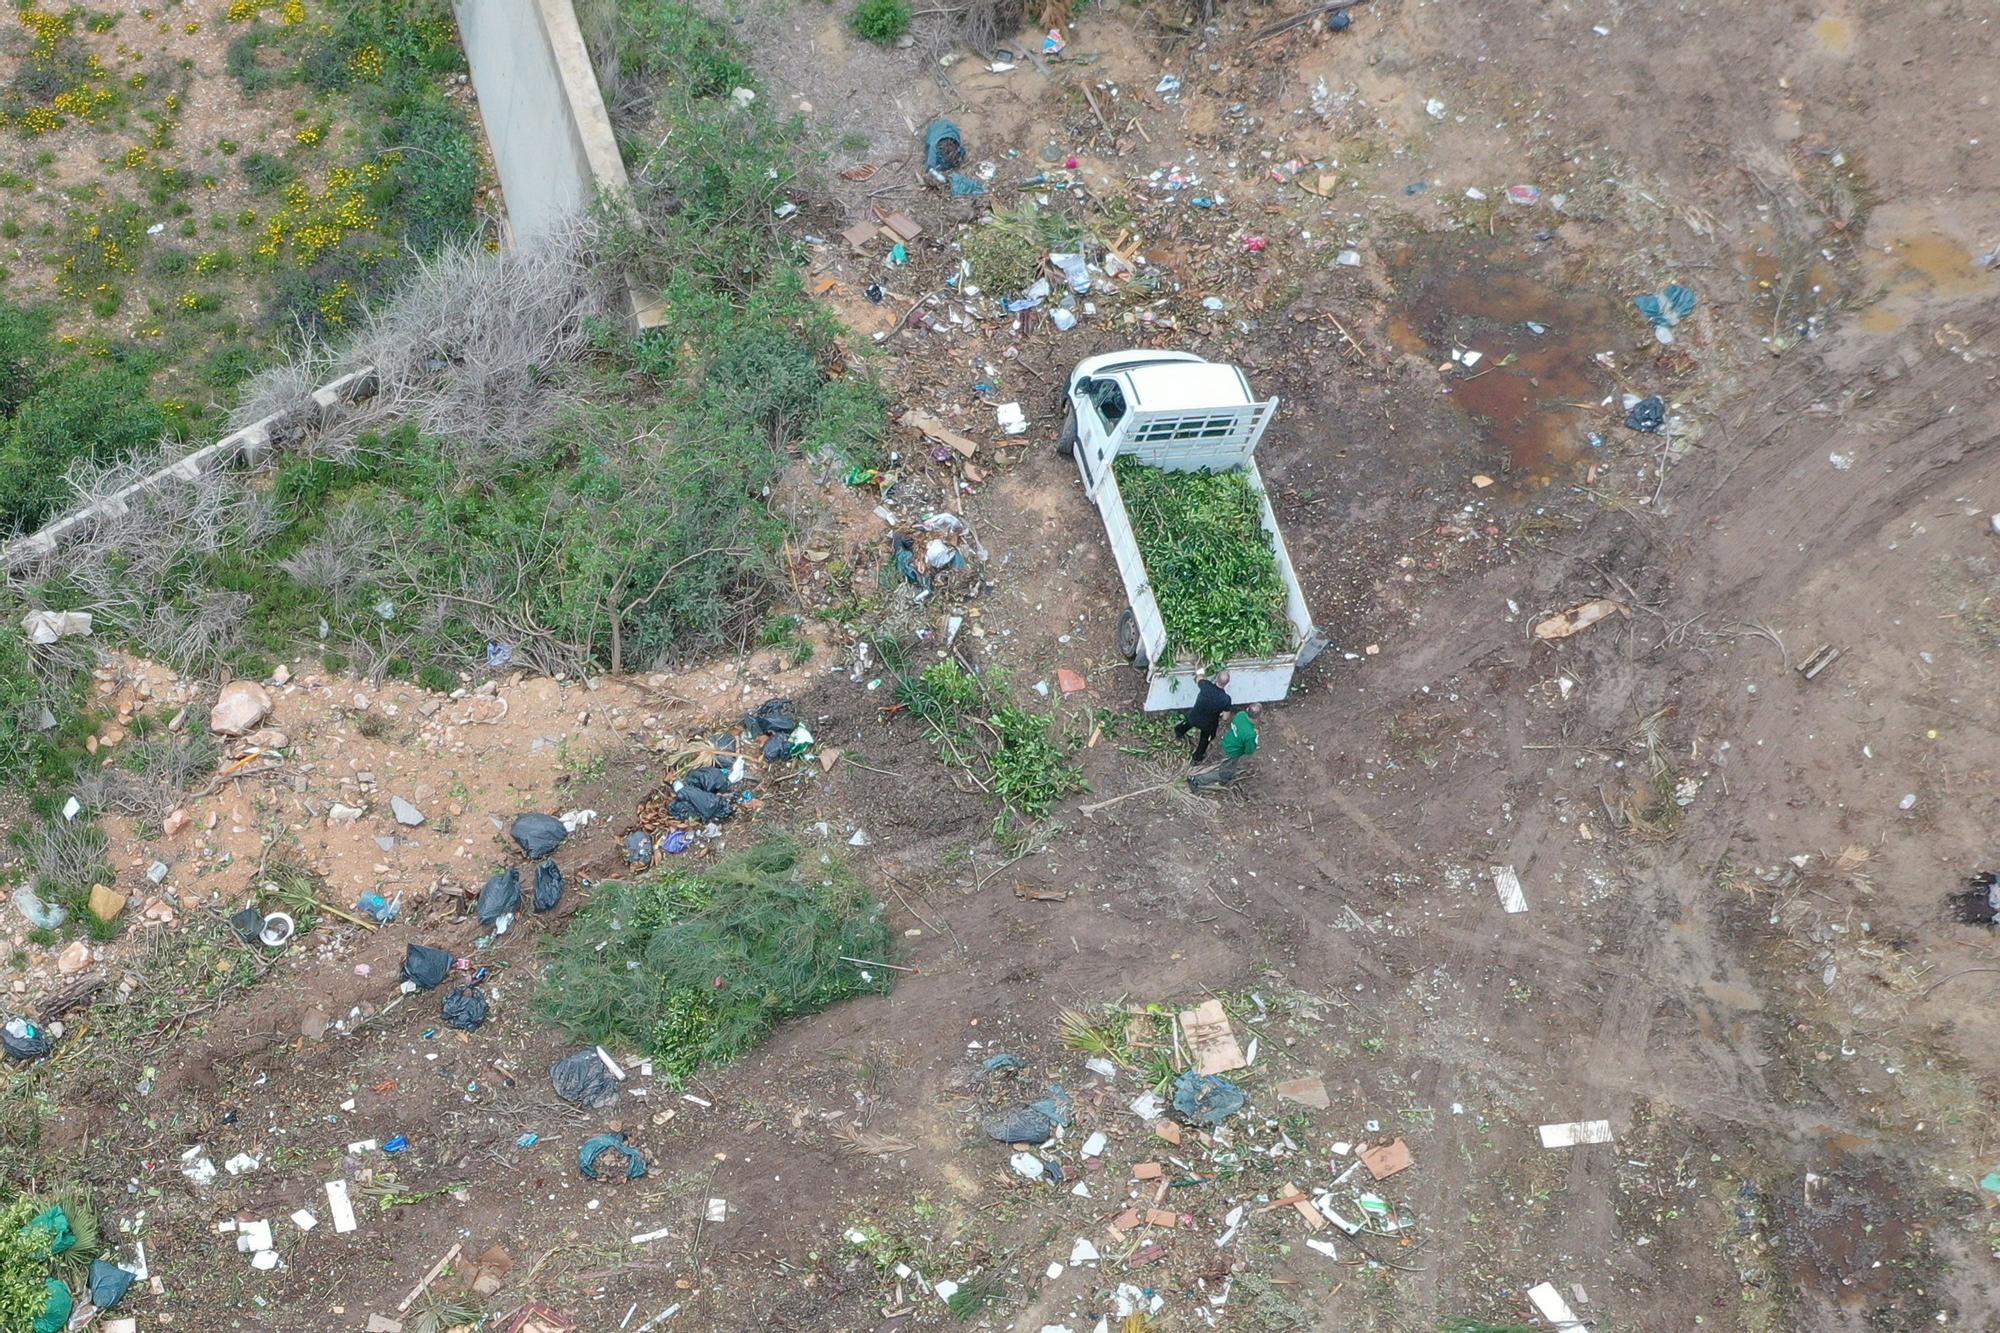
[1175,671,1232,762]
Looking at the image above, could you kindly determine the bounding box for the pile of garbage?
[625,699,821,862]
[909,999,1432,1328]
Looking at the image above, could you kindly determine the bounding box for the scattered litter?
[1633,283,1698,343]
[631,1225,673,1245]
[383,1135,409,1154]
[1539,1119,1614,1148]
[997,402,1029,436]
[223,1153,260,1176]
[1359,1138,1414,1180]
[10,885,64,932]
[1506,184,1542,206]
[1491,865,1528,914]
[578,1133,648,1181]
[1336,249,1362,267]
[1274,1075,1329,1109]
[22,610,93,643]
[1069,1238,1098,1264]
[1528,1281,1586,1328]
[1,1016,51,1062]
[1010,1152,1046,1180]
[1084,1056,1117,1078]
[1178,999,1248,1075]
[180,1146,217,1187]
[290,1210,316,1231]
[1534,599,1628,641]
[1079,1131,1108,1158]
[1425,97,1446,118]
[533,859,565,912]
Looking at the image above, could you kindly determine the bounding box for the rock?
[56,940,91,974]
[243,728,289,751]
[163,809,192,837]
[301,1009,329,1040]
[0,939,16,967]
[209,681,272,736]
[87,884,127,922]
[271,663,291,685]
[327,803,365,825]
[390,796,425,827]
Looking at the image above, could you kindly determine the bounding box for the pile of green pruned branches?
[1115,459,1289,667]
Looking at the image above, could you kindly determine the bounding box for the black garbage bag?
[668,787,732,823]
[550,1048,620,1108]
[1625,394,1666,433]
[743,697,797,736]
[982,1106,1059,1143]
[476,867,522,925]
[710,733,737,754]
[0,1017,50,1062]
[510,812,568,858]
[761,734,791,762]
[682,765,732,793]
[401,944,453,990]
[622,831,655,867]
[87,1258,133,1311]
[442,984,489,1031]
[229,906,265,942]
[578,1131,648,1181]
[533,859,564,912]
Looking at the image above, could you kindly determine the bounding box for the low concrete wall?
[454,0,660,326]
[0,368,377,570]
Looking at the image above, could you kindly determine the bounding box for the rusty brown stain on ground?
[1387,237,1621,489]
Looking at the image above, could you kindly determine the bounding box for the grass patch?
[533,837,895,1081]
[961,203,1089,297]
[1114,458,1289,668]
[850,0,913,44]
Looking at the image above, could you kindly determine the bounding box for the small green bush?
[534,837,896,1080]
[238,152,294,194]
[849,0,912,43]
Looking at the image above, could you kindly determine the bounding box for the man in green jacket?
[1189,704,1259,790]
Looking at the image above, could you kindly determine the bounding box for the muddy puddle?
[1385,236,1623,489]
[1739,224,1845,349]
[1854,205,1993,333]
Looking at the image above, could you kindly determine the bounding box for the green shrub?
[534,837,896,1080]
[850,0,913,43]
[238,152,294,194]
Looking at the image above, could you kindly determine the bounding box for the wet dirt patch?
[1855,204,1995,332]
[1385,235,1623,489]
[1772,1161,1925,1311]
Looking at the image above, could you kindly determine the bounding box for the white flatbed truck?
[1057,349,1326,711]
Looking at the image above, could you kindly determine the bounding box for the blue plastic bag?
[1172,1069,1246,1125]
[1633,284,1698,340]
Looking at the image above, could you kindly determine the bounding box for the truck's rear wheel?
[1055,407,1077,458]
[1116,609,1147,671]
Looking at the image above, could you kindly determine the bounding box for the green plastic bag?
[24,1205,73,1256]
[31,1278,71,1333]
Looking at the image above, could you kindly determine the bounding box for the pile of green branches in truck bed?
[1114,459,1288,668]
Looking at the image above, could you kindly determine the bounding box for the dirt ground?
[9,0,2000,1329]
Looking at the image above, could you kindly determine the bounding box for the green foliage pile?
[962,205,1090,297]
[1114,459,1289,668]
[0,1193,101,1332]
[989,705,1084,819]
[850,0,914,44]
[893,659,1084,829]
[533,838,895,1080]
[0,299,164,534]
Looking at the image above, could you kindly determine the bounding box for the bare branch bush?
[72,731,219,823]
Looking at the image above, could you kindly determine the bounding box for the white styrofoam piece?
[1492,864,1528,914]
[1538,1120,1614,1149]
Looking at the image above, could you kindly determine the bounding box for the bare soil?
[7,0,2000,1330]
